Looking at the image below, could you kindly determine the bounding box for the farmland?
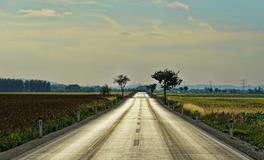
[0,93,125,152]
[156,93,264,150]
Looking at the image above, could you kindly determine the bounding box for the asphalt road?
[15,92,252,160]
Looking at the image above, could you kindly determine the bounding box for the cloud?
[44,0,113,8]
[62,12,73,16]
[143,19,162,32]
[152,0,189,11]
[93,14,122,29]
[188,15,214,31]
[198,22,214,31]
[151,1,212,31]
[18,9,59,17]
[18,9,72,17]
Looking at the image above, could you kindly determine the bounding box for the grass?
[0,93,128,152]
[156,92,264,150]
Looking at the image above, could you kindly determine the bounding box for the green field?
[156,93,264,150]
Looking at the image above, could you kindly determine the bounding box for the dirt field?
[0,93,121,152]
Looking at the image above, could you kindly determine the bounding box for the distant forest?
[0,78,51,92]
[2,78,262,93]
[0,78,103,92]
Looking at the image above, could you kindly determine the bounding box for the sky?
[0,0,263,86]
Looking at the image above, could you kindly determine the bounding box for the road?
[15,92,252,160]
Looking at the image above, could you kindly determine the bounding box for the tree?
[214,88,221,92]
[0,78,24,92]
[114,74,130,97]
[183,86,189,92]
[148,84,157,93]
[65,84,81,92]
[0,78,51,92]
[179,87,184,92]
[152,69,182,104]
[100,84,111,96]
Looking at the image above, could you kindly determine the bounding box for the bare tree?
[114,74,130,97]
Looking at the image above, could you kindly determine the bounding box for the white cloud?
[93,14,122,29]
[151,1,213,31]
[18,9,59,17]
[188,15,214,31]
[144,19,162,32]
[152,0,189,11]
[198,22,214,31]
[18,9,72,17]
[42,0,113,8]
[63,12,73,16]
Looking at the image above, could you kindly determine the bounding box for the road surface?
[15,92,252,160]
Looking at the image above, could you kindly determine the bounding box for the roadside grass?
[155,93,264,150]
[0,93,129,152]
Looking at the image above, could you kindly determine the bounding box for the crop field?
[157,93,264,150]
[0,93,124,152]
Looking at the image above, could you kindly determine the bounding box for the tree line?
[0,78,51,92]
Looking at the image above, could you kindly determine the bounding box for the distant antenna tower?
[241,79,247,91]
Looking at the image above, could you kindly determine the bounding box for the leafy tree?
[24,80,51,92]
[214,88,221,92]
[179,87,184,92]
[100,84,111,96]
[114,74,130,97]
[65,84,81,92]
[152,69,182,104]
[183,86,189,92]
[0,78,50,92]
[148,84,157,93]
[205,87,213,93]
[0,78,24,92]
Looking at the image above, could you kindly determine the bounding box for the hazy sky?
[0,0,263,86]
